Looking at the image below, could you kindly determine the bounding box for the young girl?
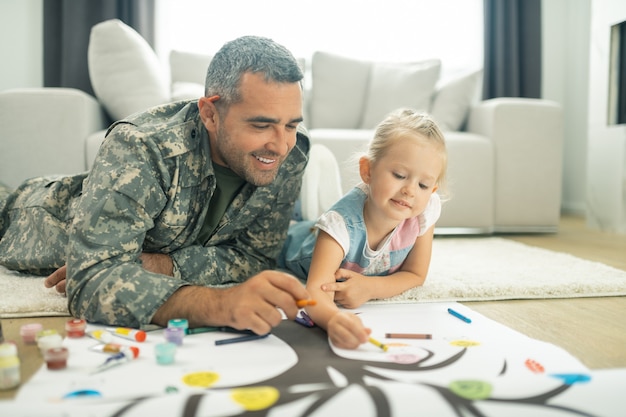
[280,108,448,350]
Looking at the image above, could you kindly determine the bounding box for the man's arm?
[65,121,191,328]
[44,252,173,295]
[151,270,309,334]
[66,119,309,328]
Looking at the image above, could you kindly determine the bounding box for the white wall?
[586,0,626,233]
[542,0,591,216]
[0,0,43,91]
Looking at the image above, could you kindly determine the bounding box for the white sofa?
[0,19,564,234]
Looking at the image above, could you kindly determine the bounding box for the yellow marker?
[368,337,388,352]
[108,327,147,342]
[86,329,114,344]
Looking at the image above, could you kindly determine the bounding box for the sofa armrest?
[466,98,564,230]
[0,88,107,189]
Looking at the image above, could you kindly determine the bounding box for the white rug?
[2,237,626,318]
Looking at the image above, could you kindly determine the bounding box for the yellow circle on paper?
[182,371,220,388]
[449,340,480,347]
[231,386,280,411]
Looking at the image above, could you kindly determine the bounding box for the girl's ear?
[359,156,372,184]
[432,185,439,193]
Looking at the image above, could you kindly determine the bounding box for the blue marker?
[91,346,139,374]
[448,308,472,323]
[215,333,270,345]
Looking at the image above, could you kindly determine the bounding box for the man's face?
[203,72,303,186]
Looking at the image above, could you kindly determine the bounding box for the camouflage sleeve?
[170,155,306,285]
[65,124,187,328]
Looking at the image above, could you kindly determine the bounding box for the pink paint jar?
[19,323,43,344]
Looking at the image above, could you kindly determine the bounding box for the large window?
[155,0,483,78]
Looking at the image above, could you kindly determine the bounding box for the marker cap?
[126,346,140,359]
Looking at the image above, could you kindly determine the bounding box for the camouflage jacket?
[65,101,309,327]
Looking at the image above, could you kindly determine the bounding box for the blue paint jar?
[155,342,177,365]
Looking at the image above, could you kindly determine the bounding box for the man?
[0,36,310,334]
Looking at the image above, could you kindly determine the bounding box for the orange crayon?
[296,299,317,308]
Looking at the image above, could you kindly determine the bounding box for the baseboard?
[434,226,494,236]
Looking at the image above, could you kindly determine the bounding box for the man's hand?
[151,270,310,335]
[44,253,174,295]
[327,311,371,349]
[44,265,67,295]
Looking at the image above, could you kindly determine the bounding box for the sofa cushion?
[169,49,212,101]
[359,59,441,129]
[170,50,213,85]
[88,19,170,121]
[308,51,371,129]
[430,69,483,131]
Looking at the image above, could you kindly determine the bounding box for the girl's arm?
[304,231,346,329]
[327,224,436,308]
[305,231,370,348]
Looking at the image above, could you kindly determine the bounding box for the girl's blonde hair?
[365,108,449,200]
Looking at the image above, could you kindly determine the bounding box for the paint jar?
[44,347,69,370]
[36,328,58,342]
[0,343,20,390]
[164,326,184,346]
[19,323,43,344]
[167,318,188,333]
[37,334,63,355]
[65,319,86,338]
[155,342,177,365]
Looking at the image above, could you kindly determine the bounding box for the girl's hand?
[327,311,371,349]
[321,269,371,309]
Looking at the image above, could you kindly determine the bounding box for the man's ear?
[359,156,372,184]
[198,95,220,131]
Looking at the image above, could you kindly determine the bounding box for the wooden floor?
[503,215,626,271]
[462,215,626,370]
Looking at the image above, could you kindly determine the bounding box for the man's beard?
[214,125,283,186]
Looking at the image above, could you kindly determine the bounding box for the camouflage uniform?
[0,100,309,328]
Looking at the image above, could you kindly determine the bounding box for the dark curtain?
[618,22,626,125]
[483,0,542,99]
[43,0,155,96]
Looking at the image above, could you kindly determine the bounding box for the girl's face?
[360,136,442,224]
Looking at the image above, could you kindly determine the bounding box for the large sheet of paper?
[1,302,623,416]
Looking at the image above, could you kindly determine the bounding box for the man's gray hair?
[204,36,303,108]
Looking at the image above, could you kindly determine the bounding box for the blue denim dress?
[278,185,440,280]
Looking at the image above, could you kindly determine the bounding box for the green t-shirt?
[196,163,245,244]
